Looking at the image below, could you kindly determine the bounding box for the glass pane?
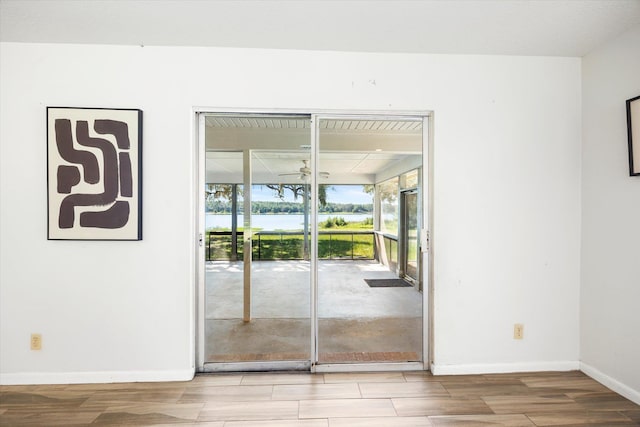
[404,192,419,281]
[401,169,419,190]
[205,183,242,261]
[317,118,423,364]
[205,116,311,364]
[248,152,311,361]
[379,177,399,236]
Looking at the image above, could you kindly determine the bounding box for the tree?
[205,184,236,200]
[262,183,331,261]
[364,182,399,204]
[264,184,329,206]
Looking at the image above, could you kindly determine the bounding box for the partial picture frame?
[47,107,143,240]
[627,95,640,176]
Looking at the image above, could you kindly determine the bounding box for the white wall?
[0,42,581,383]
[581,25,640,403]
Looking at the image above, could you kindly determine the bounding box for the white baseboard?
[580,362,640,406]
[430,360,580,375]
[0,369,194,385]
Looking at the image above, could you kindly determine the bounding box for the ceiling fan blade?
[279,159,330,178]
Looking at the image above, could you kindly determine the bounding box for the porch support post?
[303,183,310,260]
[374,184,381,262]
[231,184,238,261]
[243,151,252,322]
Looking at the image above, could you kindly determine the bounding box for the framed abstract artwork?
[627,95,640,176]
[47,107,143,240]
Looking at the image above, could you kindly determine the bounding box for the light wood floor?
[1,370,639,426]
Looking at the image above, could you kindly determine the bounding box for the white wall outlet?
[513,324,524,340]
[30,333,42,350]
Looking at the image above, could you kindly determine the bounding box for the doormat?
[365,278,412,288]
[319,351,420,363]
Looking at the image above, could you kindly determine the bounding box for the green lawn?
[206,228,375,260]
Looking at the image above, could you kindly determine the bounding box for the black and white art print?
[47,107,142,240]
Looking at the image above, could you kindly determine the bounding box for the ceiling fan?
[279,160,329,180]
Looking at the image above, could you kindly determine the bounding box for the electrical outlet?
[30,333,42,350]
[513,324,524,340]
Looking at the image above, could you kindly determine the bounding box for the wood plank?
[392,397,494,416]
[329,416,432,426]
[198,401,299,422]
[272,383,361,400]
[240,373,324,385]
[482,395,585,414]
[359,381,449,398]
[225,421,328,427]
[299,398,397,418]
[429,414,534,426]
[323,372,406,383]
[525,410,636,426]
[180,385,274,402]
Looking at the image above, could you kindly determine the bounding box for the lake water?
[206,213,372,231]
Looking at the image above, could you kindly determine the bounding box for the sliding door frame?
[310,113,430,373]
[195,108,433,373]
[197,112,313,373]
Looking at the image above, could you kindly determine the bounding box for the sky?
[252,184,372,204]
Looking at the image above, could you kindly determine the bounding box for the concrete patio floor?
[205,260,423,364]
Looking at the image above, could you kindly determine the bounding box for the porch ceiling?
[205,116,423,132]
[205,116,423,185]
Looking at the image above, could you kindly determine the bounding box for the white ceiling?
[2,0,640,57]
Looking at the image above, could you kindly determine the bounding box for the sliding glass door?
[203,116,312,369]
[314,117,424,366]
[200,112,428,372]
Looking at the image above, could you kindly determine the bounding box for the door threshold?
[202,360,311,373]
[313,362,426,373]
